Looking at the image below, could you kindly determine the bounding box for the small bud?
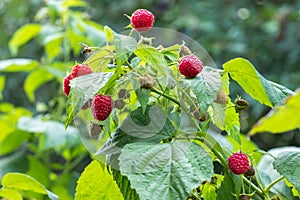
[214,90,228,105]
[140,75,155,89]
[245,165,255,177]
[239,194,251,200]
[235,97,249,112]
[114,99,125,110]
[179,45,192,57]
[88,121,102,137]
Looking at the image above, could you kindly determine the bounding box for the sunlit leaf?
[250,91,300,135]
[75,160,123,200]
[0,76,5,100]
[0,188,22,200]
[43,33,63,61]
[9,24,42,55]
[24,68,55,102]
[223,58,294,107]
[0,59,39,72]
[1,173,58,200]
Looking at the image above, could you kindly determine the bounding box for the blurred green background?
[0,0,300,199]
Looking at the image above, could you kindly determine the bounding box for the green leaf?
[0,151,28,179]
[257,147,299,199]
[134,44,168,75]
[250,91,300,135]
[97,105,175,156]
[104,26,115,43]
[0,188,22,200]
[65,72,113,128]
[0,130,29,155]
[114,34,137,67]
[0,76,5,100]
[223,58,294,107]
[75,160,123,200]
[83,47,113,71]
[112,169,140,200]
[1,173,58,200]
[18,116,79,151]
[185,66,221,114]
[217,171,242,200]
[273,151,300,194]
[43,33,63,61]
[0,59,39,72]
[119,142,213,200]
[202,183,217,200]
[9,24,42,55]
[135,88,150,113]
[24,68,55,102]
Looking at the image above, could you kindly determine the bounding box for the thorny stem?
[150,87,180,106]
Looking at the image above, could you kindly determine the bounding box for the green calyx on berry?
[131,9,154,32]
[91,94,113,121]
[228,152,250,175]
[178,55,203,78]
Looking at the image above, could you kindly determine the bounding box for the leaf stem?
[150,87,180,106]
[265,176,285,194]
[242,176,265,198]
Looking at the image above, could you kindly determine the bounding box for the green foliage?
[223,58,294,107]
[2,1,300,199]
[273,151,300,194]
[185,66,221,114]
[250,90,300,134]
[75,160,123,200]
[119,142,213,200]
[0,173,58,200]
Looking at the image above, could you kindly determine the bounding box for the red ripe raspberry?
[71,64,92,78]
[63,74,72,96]
[91,94,113,121]
[178,55,203,78]
[228,152,249,175]
[131,9,154,32]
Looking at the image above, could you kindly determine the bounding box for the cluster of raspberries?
[63,9,205,121]
[63,64,113,121]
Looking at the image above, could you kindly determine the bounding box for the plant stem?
[150,87,180,106]
[265,176,285,193]
[242,176,265,198]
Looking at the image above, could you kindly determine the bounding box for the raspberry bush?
[2,4,300,200]
[60,9,300,200]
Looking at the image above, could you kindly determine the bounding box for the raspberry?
[131,9,154,32]
[91,94,113,121]
[228,152,249,175]
[63,74,72,96]
[178,55,203,78]
[71,64,92,78]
